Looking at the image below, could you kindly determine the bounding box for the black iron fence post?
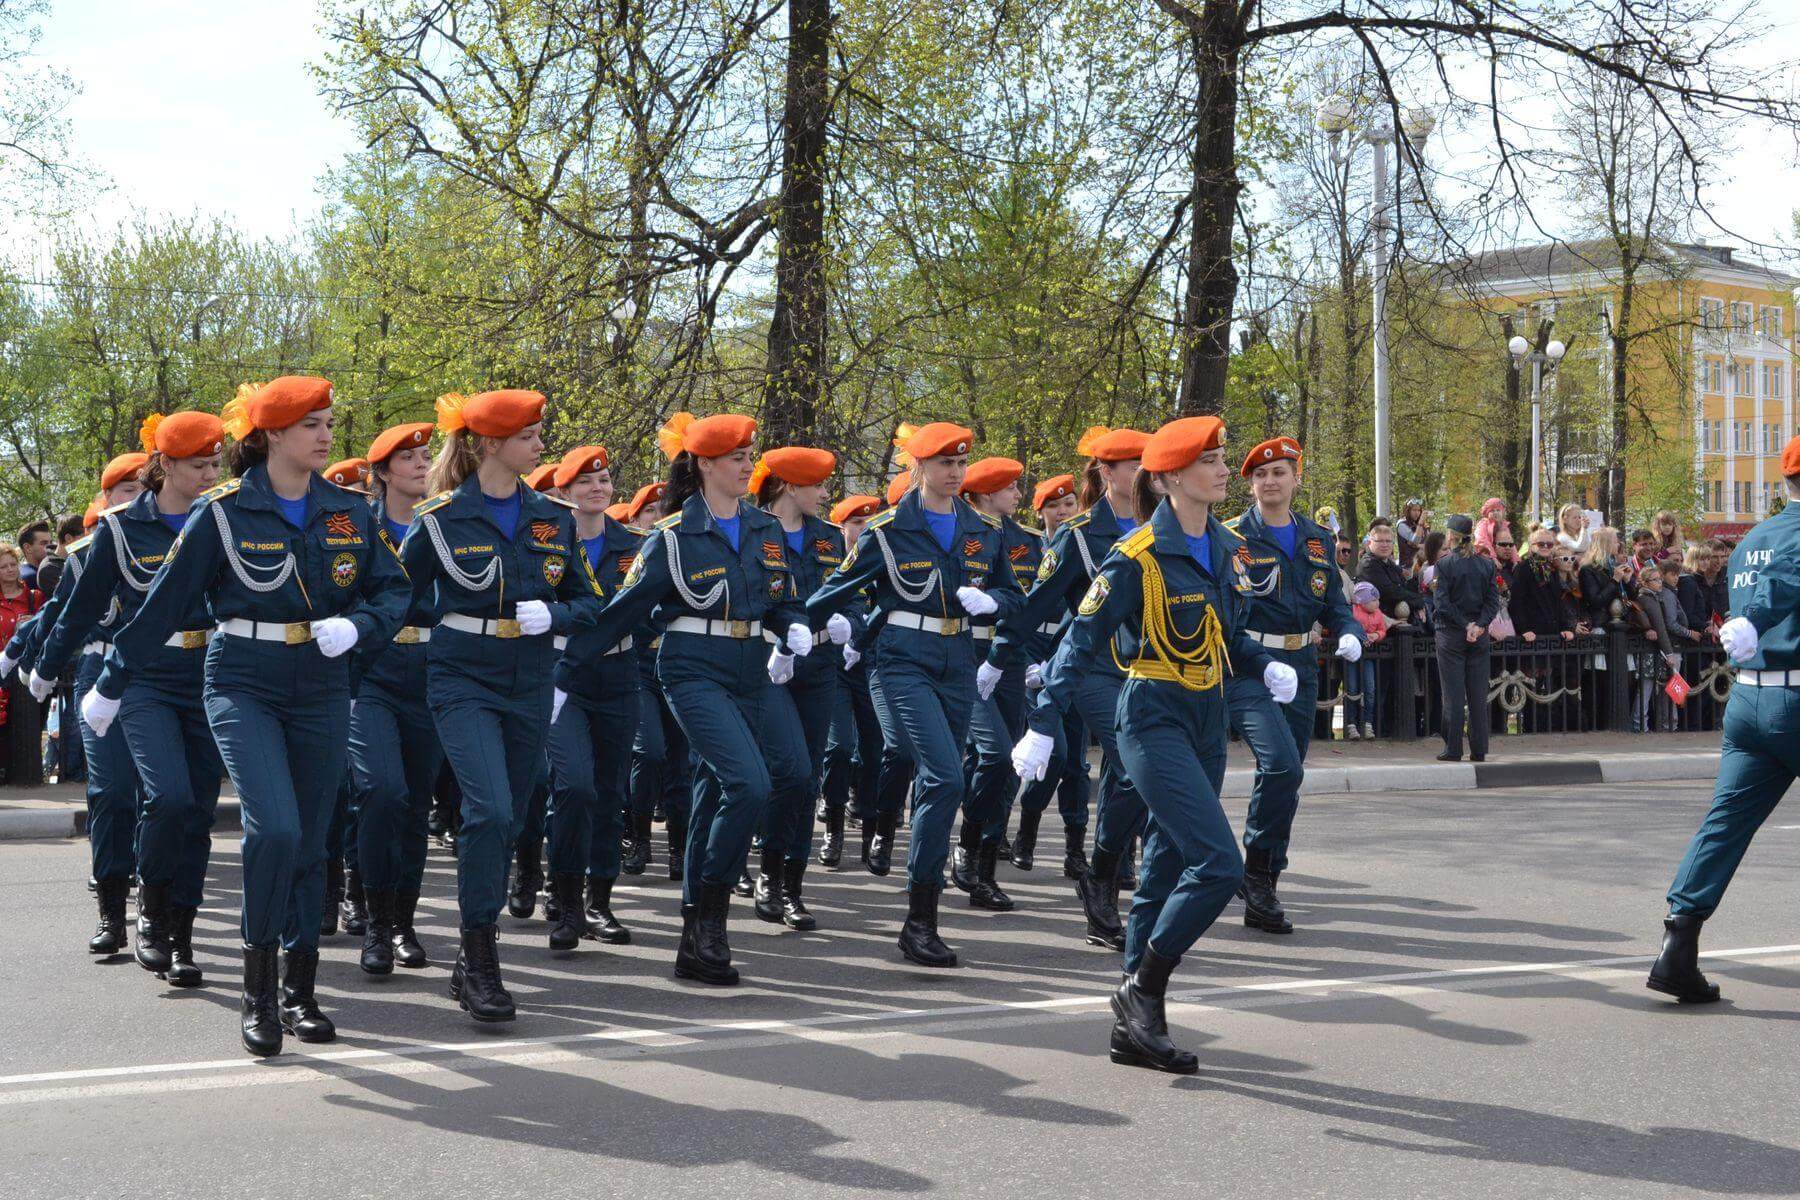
[1391,620,1418,742]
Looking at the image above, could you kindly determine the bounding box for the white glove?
[1025,662,1045,689]
[826,613,853,645]
[1336,633,1363,663]
[976,660,1003,700]
[956,586,997,617]
[551,687,567,724]
[785,623,814,657]
[515,600,552,636]
[81,688,120,738]
[26,669,55,702]
[1719,616,1758,663]
[842,644,861,670]
[0,652,18,681]
[1011,730,1055,782]
[310,617,360,659]
[768,648,796,685]
[1264,661,1299,704]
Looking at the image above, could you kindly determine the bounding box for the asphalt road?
[2,778,1798,1200]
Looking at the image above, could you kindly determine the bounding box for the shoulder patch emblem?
[331,552,359,588]
[1037,547,1059,582]
[543,555,566,586]
[1310,571,1328,598]
[1078,574,1111,617]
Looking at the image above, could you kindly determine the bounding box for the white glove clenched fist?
[81,688,120,738]
[1336,633,1363,663]
[310,617,360,659]
[1264,661,1299,704]
[785,624,814,657]
[1011,730,1055,782]
[768,648,796,685]
[26,669,55,702]
[976,661,1003,701]
[826,613,853,645]
[1719,617,1758,663]
[956,587,997,617]
[515,600,552,636]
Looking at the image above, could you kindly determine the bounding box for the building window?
[1704,359,1723,392]
[1766,362,1786,399]
[1760,305,1784,340]
[1765,423,1784,454]
[1732,301,1755,334]
[1706,419,1725,452]
[1735,480,1754,514]
[1700,298,1725,330]
[1710,479,1725,514]
[1734,420,1754,453]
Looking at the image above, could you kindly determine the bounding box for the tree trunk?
[760,0,832,446]
[1496,315,1525,519]
[1606,273,1633,520]
[1174,10,1242,416]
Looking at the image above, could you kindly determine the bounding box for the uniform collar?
[232,463,360,516]
[598,514,640,550]
[1085,495,1133,537]
[1235,504,1317,548]
[676,492,768,536]
[121,489,166,524]
[447,472,541,538]
[1149,500,1230,577]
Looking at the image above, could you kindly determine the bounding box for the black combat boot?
[548,872,587,952]
[279,949,336,1043]
[621,813,652,876]
[818,806,845,868]
[360,888,396,975]
[1076,848,1125,951]
[970,842,1014,911]
[1012,810,1041,872]
[1117,841,1137,891]
[584,876,631,944]
[166,904,204,988]
[135,881,173,975]
[240,943,282,1057]
[754,847,785,923]
[1062,825,1089,880]
[341,866,369,937]
[780,859,817,931]
[734,865,755,899]
[89,876,130,956]
[321,860,343,936]
[898,882,957,968]
[1110,949,1197,1074]
[507,845,541,920]
[391,884,427,968]
[951,820,980,893]
[866,811,898,876]
[1238,848,1293,935]
[674,882,739,986]
[453,925,516,1022]
[1647,913,1722,1004]
[666,815,687,882]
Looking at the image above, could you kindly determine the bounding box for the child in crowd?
[1345,581,1388,740]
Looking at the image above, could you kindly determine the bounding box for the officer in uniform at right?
[1650,436,1800,1003]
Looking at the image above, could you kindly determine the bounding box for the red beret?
[237,376,334,433]
[324,458,370,488]
[523,464,560,491]
[368,421,434,464]
[1032,474,1076,511]
[886,470,913,507]
[1077,427,1150,462]
[604,502,632,522]
[626,481,667,521]
[903,422,974,461]
[1241,436,1303,478]
[1142,416,1227,473]
[445,389,547,439]
[830,495,881,524]
[961,457,1023,496]
[752,446,837,494]
[1784,434,1800,478]
[553,445,611,489]
[682,413,757,458]
[141,411,225,460]
[102,452,149,491]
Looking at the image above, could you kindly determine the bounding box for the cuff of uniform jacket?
[1025,693,1063,739]
[544,601,575,636]
[94,659,130,702]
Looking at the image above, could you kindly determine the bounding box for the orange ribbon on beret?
[960,456,1023,496]
[1032,473,1076,511]
[101,452,149,492]
[1240,436,1303,478]
[751,446,837,494]
[368,421,434,465]
[830,495,881,525]
[553,445,611,489]
[902,422,974,461]
[1141,416,1227,473]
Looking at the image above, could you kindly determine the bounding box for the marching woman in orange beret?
[0,456,147,958]
[620,478,692,880]
[346,421,444,972]
[395,390,605,1022]
[748,446,857,928]
[807,423,1026,967]
[78,378,410,1055]
[815,495,883,868]
[1011,416,1300,1072]
[31,413,229,987]
[579,412,815,985]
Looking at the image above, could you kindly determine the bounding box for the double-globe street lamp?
[1508,333,1568,526]
[1316,97,1435,521]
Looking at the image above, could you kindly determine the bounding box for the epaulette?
[66,533,94,554]
[866,508,899,530]
[620,523,649,539]
[537,493,577,510]
[413,490,455,517]
[1216,521,1246,550]
[1065,510,1092,529]
[1117,524,1157,559]
[1223,513,1244,532]
[975,510,1001,528]
[198,478,242,506]
[100,498,134,517]
[653,512,682,531]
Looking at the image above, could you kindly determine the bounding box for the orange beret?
[523,464,560,491]
[626,481,667,520]
[683,413,757,458]
[553,445,611,489]
[101,452,149,491]
[141,411,225,460]
[604,502,632,522]
[1077,427,1150,462]
[903,422,974,461]
[450,389,547,439]
[1141,416,1227,473]
[83,494,103,530]
[886,470,913,506]
[368,421,434,464]
[961,457,1023,496]
[1784,434,1800,478]
[237,376,333,434]
[831,495,881,524]
[1032,473,1076,511]
[1241,436,1303,477]
[751,446,837,494]
[324,458,370,488]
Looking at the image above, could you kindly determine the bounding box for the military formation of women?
[9,377,1795,1074]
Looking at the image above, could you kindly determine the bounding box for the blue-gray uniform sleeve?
[584,529,677,651]
[11,558,79,668]
[36,523,124,680]
[1742,554,1800,635]
[547,513,606,635]
[806,524,887,622]
[342,511,409,647]
[1027,552,1144,737]
[976,530,1026,619]
[764,552,806,641]
[990,525,1086,669]
[96,504,227,701]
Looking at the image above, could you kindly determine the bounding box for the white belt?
[972,625,995,642]
[394,626,432,645]
[216,619,313,645]
[1037,621,1061,635]
[666,616,770,642]
[553,635,568,651]
[888,612,968,636]
[164,630,212,650]
[602,635,634,657]
[1249,630,1319,651]
[81,640,110,656]
[1736,669,1800,688]
[441,613,531,639]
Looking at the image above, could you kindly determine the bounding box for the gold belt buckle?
[394,626,421,645]
[179,630,208,650]
[496,618,522,639]
[1284,633,1305,651]
[284,622,313,645]
[942,619,965,637]
[727,619,751,639]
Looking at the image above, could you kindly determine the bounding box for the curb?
[0,798,243,842]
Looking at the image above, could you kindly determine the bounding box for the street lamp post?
[1508,334,1568,525]
[1317,99,1434,520]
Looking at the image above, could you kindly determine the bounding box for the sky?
[9,2,1800,269]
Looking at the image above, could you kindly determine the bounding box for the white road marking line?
[2,942,1796,1103]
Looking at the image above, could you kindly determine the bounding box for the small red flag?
[1664,671,1691,707]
